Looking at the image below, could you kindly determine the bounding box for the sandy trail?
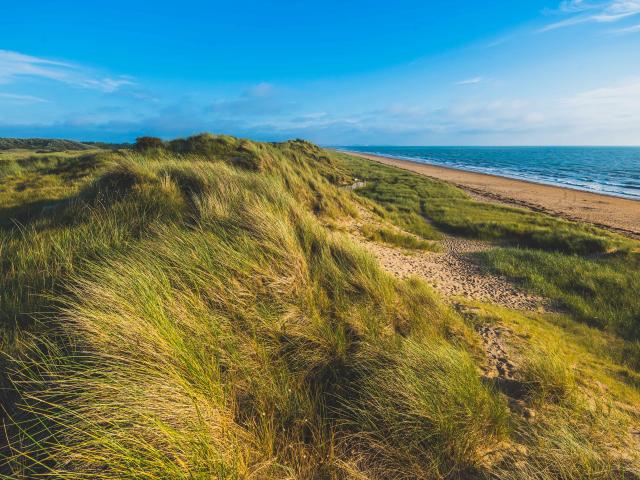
[343,151,640,239]
[343,209,546,311]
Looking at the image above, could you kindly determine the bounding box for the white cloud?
[270,79,639,144]
[563,78,640,109]
[455,76,484,85]
[548,78,640,141]
[0,92,48,103]
[0,49,134,92]
[0,82,636,145]
[558,0,599,13]
[540,0,640,31]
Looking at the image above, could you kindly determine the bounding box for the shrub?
[134,136,164,152]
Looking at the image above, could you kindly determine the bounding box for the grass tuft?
[520,347,576,403]
[362,224,440,251]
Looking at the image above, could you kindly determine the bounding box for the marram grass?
[1,135,638,479]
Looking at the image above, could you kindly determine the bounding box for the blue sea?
[342,146,640,200]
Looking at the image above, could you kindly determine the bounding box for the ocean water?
[342,146,640,200]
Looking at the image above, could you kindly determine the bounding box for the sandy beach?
[344,151,640,238]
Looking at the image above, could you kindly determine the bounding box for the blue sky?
[1,0,640,145]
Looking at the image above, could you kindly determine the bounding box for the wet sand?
[344,151,640,238]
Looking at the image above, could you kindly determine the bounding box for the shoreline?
[341,150,640,239]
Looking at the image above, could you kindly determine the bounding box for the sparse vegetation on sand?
[361,224,440,251]
[1,135,639,479]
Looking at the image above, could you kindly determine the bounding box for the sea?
[341,146,640,200]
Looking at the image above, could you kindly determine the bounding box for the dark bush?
[134,136,164,152]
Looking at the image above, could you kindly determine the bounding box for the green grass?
[342,339,509,477]
[0,137,501,478]
[340,152,640,364]
[479,248,640,359]
[0,149,109,225]
[520,346,577,403]
[456,301,640,479]
[340,153,628,255]
[1,136,638,479]
[362,224,440,251]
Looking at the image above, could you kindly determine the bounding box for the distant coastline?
[338,146,640,201]
[341,150,640,238]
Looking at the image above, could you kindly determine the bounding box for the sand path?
[343,151,640,239]
[343,208,546,311]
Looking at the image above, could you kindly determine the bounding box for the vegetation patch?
[339,153,626,255]
[362,224,440,251]
[479,248,640,353]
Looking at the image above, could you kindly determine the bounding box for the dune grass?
[519,347,577,403]
[339,153,627,255]
[457,301,640,479]
[0,149,108,226]
[1,136,638,478]
[479,248,640,365]
[339,152,640,363]
[361,224,440,251]
[1,137,504,479]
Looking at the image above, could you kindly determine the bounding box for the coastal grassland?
[339,152,640,362]
[0,149,108,226]
[0,148,113,339]
[1,136,638,479]
[479,248,640,366]
[459,301,640,478]
[339,153,629,255]
[2,136,505,479]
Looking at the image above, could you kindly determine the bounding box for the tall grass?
[340,340,509,478]
[1,135,638,478]
[2,138,501,478]
[480,248,640,351]
[520,347,576,403]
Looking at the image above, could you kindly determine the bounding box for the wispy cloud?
[564,77,640,107]
[557,0,600,13]
[609,21,640,32]
[0,49,134,92]
[540,0,640,32]
[548,78,640,142]
[0,80,636,145]
[455,76,484,85]
[0,92,48,103]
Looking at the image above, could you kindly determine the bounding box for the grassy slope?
[0,136,638,479]
[341,153,640,356]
